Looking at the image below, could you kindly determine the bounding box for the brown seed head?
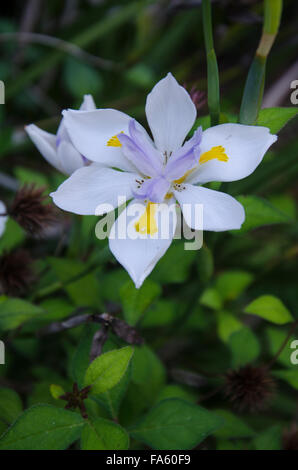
[9,184,56,236]
[224,365,276,412]
[0,249,35,296]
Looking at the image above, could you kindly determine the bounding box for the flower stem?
[239,0,283,125]
[201,0,220,126]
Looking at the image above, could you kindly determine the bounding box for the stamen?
[107,132,124,147]
[199,145,228,164]
[135,202,158,235]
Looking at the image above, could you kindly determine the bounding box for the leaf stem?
[202,0,220,126]
[239,0,283,125]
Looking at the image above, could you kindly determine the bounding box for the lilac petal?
[164,127,202,181]
[118,121,163,178]
[133,176,171,203]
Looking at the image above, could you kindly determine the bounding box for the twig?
[0,32,117,70]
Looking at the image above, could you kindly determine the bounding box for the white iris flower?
[50,74,277,288]
[26,94,96,175]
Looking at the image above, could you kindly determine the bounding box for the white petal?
[25,124,63,173]
[145,73,196,153]
[57,141,84,175]
[174,184,245,232]
[109,200,177,288]
[62,109,137,172]
[80,94,96,111]
[0,201,7,237]
[51,164,139,215]
[188,123,277,184]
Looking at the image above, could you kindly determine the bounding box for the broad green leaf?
[269,194,296,219]
[272,370,298,389]
[120,279,161,326]
[71,323,99,388]
[200,288,222,310]
[50,384,65,400]
[233,196,291,233]
[0,405,84,450]
[95,367,131,420]
[0,388,22,429]
[196,245,214,283]
[253,425,282,450]
[14,166,49,187]
[131,345,166,395]
[245,295,293,324]
[48,257,102,308]
[129,399,223,450]
[81,417,129,450]
[84,346,134,394]
[266,327,297,369]
[257,107,298,134]
[120,346,166,425]
[0,218,25,255]
[0,298,45,331]
[155,385,197,405]
[216,311,243,342]
[101,269,130,303]
[213,409,255,439]
[216,270,254,301]
[228,327,260,368]
[140,300,176,328]
[63,57,103,98]
[151,241,197,284]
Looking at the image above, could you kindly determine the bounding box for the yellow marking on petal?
[107,132,124,147]
[165,192,174,200]
[199,145,228,164]
[135,202,158,235]
[174,169,195,185]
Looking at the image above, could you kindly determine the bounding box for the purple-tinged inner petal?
[133,176,171,203]
[117,120,163,178]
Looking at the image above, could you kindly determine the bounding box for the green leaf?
[71,323,99,388]
[200,288,222,310]
[0,405,84,450]
[50,384,65,400]
[0,298,45,331]
[272,370,298,389]
[245,295,293,324]
[63,57,103,98]
[228,327,260,368]
[266,327,297,369]
[216,270,254,301]
[130,399,223,450]
[196,245,214,283]
[0,218,25,255]
[84,346,134,394]
[253,425,282,450]
[140,300,176,328]
[257,107,298,134]
[151,241,197,284]
[0,388,22,428]
[95,367,131,420]
[120,279,161,326]
[233,196,291,233]
[213,409,255,439]
[81,417,129,450]
[216,311,243,342]
[14,166,49,187]
[155,385,197,405]
[48,257,102,308]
